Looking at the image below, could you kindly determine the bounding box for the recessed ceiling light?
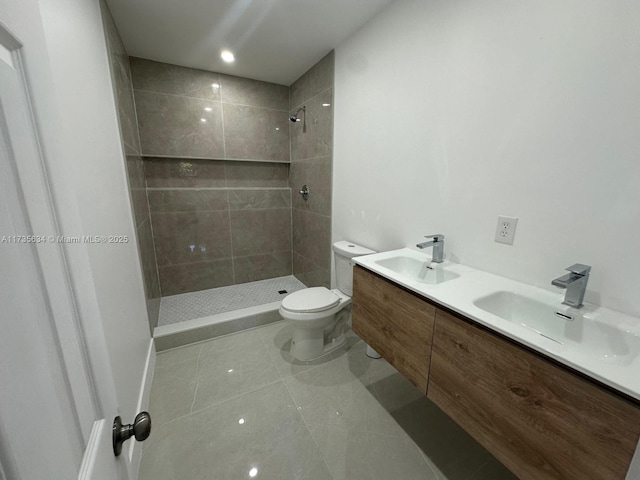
[322,103,331,107]
[221,50,235,63]
[211,83,220,89]
[200,118,207,123]
[204,107,213,112]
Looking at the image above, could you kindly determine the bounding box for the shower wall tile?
[233,251,292,284]
[103,4,140,153]
[230,209,291,256]
[292,209,331,272]
[138,217,162,329]
[148,189,229,213]
[289,157,332,216]
[130,57,221,101]
[293,252,330,289]
[125,153,149,228]
[159,259,235,296]
[102,0,159,332]
[223,104,290,161]
[144,158,226,188]
[128,58,300,296]
[228,189,291,210]
[290,50,335,111]
[224,161,289,187]
[289,52,334,288]
[135,90,225,158]
[151,211,232,265]
[220,74,289,110]
[290,88,333,161]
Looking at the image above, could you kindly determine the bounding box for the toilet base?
[290,329,346,361]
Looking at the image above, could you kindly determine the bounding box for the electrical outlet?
[495,215,518,245]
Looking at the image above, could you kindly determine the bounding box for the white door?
[0,7,143,480]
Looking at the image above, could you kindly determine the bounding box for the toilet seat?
[281,287,340,313]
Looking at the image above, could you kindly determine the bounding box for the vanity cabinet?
[351,265,640,480]
[352,266,435,392]
[429,308,640,480]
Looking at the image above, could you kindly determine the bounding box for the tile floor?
[140,321,517,480]
[158,276,306,326]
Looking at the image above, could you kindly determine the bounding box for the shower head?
[290,106,306,132]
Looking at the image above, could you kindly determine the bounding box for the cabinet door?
[352,266,435,392]
[428,308,640,480]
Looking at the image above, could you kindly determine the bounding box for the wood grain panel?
[428,308,640,480]
[352,266,435,392]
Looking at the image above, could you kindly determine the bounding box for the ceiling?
[105,0,396,86]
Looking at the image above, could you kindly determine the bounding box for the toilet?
[279,241,376,361]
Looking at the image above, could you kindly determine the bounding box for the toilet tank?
[333,241,376,296]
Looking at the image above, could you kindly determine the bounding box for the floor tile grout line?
[281,375,338,480]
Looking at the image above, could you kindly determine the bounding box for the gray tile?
[157,276,305,325]
[130,57,221,100]
[144,158,226,188]
[147,189,229,213]
[290,156,332,216]
[290,50,334,110]
[260,321,359,379]
[158,258,234,296]
[136,218,161,329]
[192,341,281,411]
[230,208,291,256]
[155,316,256,351]
[147,377,197,427]
[151,211,231,265]
[135,90,224,158]
[220,74,289,110]
[223,104,290,161]
[102,3,140,153]
[147,356,198,427]
[233,251,292,284]
[293,252,330,288]
[125,153,149,228]
[228,188,291,210]
[224,161,289,187]
[139,382,333,480]
[308,424,437,480]
[292,209,331,271]
[283,344,410,437]
[290,88,333,161]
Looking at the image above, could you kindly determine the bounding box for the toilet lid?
[281,287,341,313]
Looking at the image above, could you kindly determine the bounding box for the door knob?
[112,412,151,456]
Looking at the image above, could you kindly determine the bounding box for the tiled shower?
[103,4,334,333]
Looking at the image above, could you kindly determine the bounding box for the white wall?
[334,0,640,317]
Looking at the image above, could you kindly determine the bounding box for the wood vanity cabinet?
[352,266,435,392]
[351,265,640,480]
[428,308,640,480]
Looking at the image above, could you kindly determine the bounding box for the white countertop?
[353,248,640,401]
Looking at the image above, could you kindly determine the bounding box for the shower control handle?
[299,185,309,200]
[113,411,151,456]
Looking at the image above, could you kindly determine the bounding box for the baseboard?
[126,338,155,477]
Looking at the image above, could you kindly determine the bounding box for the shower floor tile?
[158,275,306,326]
[140,322,517,480]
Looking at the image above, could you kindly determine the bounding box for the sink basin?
[474,291,640,365]
[374,255,459,285]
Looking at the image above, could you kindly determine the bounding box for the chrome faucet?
[551,264,591,308]
[416,234,445,263]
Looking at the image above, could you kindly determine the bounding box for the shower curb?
[153,302,282,351]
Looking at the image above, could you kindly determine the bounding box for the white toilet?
[279,241,375,361]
